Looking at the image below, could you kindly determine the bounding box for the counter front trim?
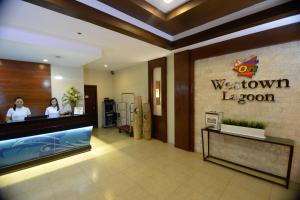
[0,115,93,175]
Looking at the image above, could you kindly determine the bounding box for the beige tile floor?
[0,128,299,200]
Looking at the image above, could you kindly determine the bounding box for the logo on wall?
[210,56,290,104]
[233,56,259,78]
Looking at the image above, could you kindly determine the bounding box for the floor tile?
[0,128,298,200]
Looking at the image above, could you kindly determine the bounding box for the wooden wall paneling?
[173,1,300,49]
[98,0,264,35]
[174,51,194,151]
[0,59,51,122]
[24,0,299,50]
[148,57,167,142]
[190,22,300,61]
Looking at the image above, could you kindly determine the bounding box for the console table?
[201,127,294,188]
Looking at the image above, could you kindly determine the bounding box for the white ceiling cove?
[0,0,170,70]
[76,0,291,41]
[0,0,297,71]
[146,0,190,13]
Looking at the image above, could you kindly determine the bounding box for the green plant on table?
[222,118,266,129]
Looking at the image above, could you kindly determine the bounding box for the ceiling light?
[43,59,48,62]
[54,75,63,80]
[104,64,108,68]
[163,0,173,3]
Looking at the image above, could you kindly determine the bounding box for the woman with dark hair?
[45,98,60,118]
[6,97,31,122]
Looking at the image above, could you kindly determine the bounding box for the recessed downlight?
[54,75,63,80]
[104,64,108,68]
[164,0,173,3]
[43,59,48,62]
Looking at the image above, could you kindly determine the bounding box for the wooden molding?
[172,1,300,49]
[190,22,300,61]
[23,0,300,50]
[23,0,172,49]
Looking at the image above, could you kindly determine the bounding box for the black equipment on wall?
[102,98,117,128]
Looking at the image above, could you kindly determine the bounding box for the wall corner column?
[174,51,194,151]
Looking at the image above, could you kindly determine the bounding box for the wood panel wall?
[0,59,51,122]
[174,51,194,151]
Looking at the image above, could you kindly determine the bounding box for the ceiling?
[0,0,299,70]
[22,0,299,50]
[0,0,170,70]
[145,0,190,13]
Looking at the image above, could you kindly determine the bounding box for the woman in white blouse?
[45,98,60,118]
[6,97,31,122]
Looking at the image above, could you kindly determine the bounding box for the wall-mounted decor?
[210,56,290,104]
[155,80,161,105]
[233,56,259,78]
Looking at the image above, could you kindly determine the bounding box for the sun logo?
[233,56,259,78]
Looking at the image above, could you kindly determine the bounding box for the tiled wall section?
[194,41,300,182]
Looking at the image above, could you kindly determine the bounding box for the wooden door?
[84,85,98,128]
[148,57,167,142]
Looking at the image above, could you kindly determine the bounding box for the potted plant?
[221,118,266,139]
[62,86,81,112]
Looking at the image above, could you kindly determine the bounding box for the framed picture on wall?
[205,111,223,129]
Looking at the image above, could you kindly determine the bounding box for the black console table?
[201,127,294,188]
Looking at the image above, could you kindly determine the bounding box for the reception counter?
[0,115,93,174]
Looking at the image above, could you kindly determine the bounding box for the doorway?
[148,57,167,142]
[84,85,98,128]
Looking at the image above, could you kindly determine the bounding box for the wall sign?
[211,56,290,104]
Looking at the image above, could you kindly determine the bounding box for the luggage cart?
[116,93,134,137]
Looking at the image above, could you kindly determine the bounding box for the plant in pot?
[62,86,81,113]
[221,118,267,139]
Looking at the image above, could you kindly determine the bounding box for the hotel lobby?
[0,0,300,200]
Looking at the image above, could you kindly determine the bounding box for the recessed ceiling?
[0,0,170,70]
[0,0,298,70]
[145,0,190,13]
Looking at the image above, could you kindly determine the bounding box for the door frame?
[148,57,167,142]
[84,85,98,128]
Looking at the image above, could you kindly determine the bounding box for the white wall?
[167,54,175,144]
[51,66,84,107]
[84,58,175,145]
[112,62,148,103]
[84,68,113,127]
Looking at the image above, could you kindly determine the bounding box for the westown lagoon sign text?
[211,56,290,104]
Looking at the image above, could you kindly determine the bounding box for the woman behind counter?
[45,98,61,118]
[6,97,31,122]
